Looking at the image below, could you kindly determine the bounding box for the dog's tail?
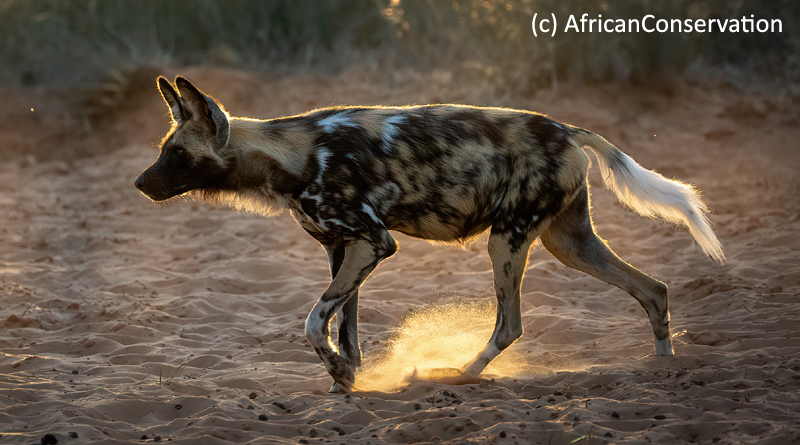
[572,129,724,263]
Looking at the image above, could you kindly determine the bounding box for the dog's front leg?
[306,235,396,392]
[323,243,363,393]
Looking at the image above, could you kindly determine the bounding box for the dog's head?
[134,76,231,201]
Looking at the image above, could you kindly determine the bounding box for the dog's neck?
[226,117,312,180]
[198,117,311,215]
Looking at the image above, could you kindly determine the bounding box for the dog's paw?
[329,382,348,393]
[329,372,355,393]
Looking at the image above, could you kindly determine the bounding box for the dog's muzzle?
[133,174,147,190]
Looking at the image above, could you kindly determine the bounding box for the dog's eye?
[174,147,185,155]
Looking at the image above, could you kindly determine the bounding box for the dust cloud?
[354,298,550,392]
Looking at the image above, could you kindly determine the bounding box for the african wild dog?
[135,77,724,393]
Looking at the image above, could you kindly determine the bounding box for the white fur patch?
[296,146,331,220]
[381,115,406,153]
[362,203,382,225]
[299,190,323,204]
[297,147,356,234]
[305,301,338,351]
[316,147,331,181]
[317,113,359,133]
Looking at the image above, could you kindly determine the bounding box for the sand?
[1,68,799,444]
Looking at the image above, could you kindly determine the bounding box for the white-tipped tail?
[573,131,724,263]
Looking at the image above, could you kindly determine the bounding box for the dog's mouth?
[139,183,191,202]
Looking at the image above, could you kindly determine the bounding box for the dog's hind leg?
[306,232,397,392]
[462,227,538,379]
[540,184,673,355]
[323,243,363,393]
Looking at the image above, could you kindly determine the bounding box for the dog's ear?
[157,76,187,124]
[175,76,230,150]
[174,76,209,121]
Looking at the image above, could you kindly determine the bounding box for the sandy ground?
[1,67,799,444]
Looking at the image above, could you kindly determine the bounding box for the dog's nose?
[134,175,146,190]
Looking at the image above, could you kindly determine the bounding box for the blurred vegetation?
[0,0,797,90]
